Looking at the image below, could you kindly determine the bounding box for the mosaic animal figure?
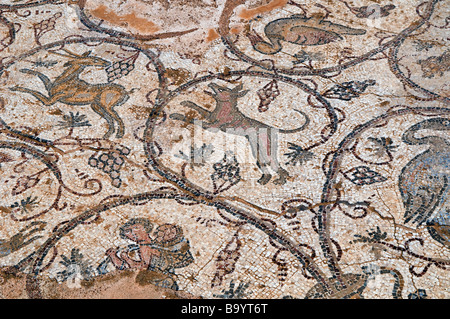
[169,83,310,185]
[418,50,450,79]
[351,4,396,18]
[102,219,193,290]
[305,273,369,299]
[305,264,405,299]
[247,14,366,55]
[10,49,129,139]
[399,118,450,248]
[0,221,46,257]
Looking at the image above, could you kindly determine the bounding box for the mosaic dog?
[170,83,309,185]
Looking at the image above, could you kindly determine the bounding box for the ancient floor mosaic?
[0,0,448,299]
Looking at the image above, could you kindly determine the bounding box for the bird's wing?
[399,153,448,225]
[0,240,11,257]
[427,222,450,249]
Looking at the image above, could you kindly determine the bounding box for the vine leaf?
[213,280,252,299]
[31,58,58,68]
[408,289,428,299]
[57,248,95,282]
[56,112,91,129]
[323,80,376,101]
[284,142,314,166]
[351,4,396,18]
[175,143,214,169]
[211,152,241,193]
[293,50,324,64]
[10,196,39,214]
[343,166,387,185]
[367,136,398,158]
[352,226,387,243]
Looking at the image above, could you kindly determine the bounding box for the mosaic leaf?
[343,166,387,185]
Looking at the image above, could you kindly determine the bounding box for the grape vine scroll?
[0,0,448,299]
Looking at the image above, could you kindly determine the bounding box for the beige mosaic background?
[0,0,448,299]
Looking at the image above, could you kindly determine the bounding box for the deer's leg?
[269,151,289,185]
[264,141,289,185]
[19,236,43,249]
[247,133,272,185]
[273,167,289,185]
[256,128,289,185]
[91,102,115,139]
[109,108,125,138]
[18,223,37,233]
[98,90,127,139]
[19,69,52,92]
[9,87,64,106]
[180,101,211,119]
[256,161,272,185]
[0,241,12,257]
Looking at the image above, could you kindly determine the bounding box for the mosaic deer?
[170,83,310,185]
[10,49,129,139]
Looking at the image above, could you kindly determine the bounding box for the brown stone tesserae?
[0,0,448,299]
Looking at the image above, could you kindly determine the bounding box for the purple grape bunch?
[88,145,130,188]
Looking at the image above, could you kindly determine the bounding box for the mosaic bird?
[399,118,450,248]
[247,14,366,55]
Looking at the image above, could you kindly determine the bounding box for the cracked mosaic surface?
[0,0,448,299]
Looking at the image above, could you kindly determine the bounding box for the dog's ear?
[233,83,244,92]
[236,89,249,98]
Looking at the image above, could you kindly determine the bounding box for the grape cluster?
[88,145,130,188]
[256,79,280,112]
[33,12,62,44]
[105,53,139,83]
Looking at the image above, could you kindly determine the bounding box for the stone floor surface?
[0,0,448,299]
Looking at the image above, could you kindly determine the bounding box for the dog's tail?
[278,109,310,133]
